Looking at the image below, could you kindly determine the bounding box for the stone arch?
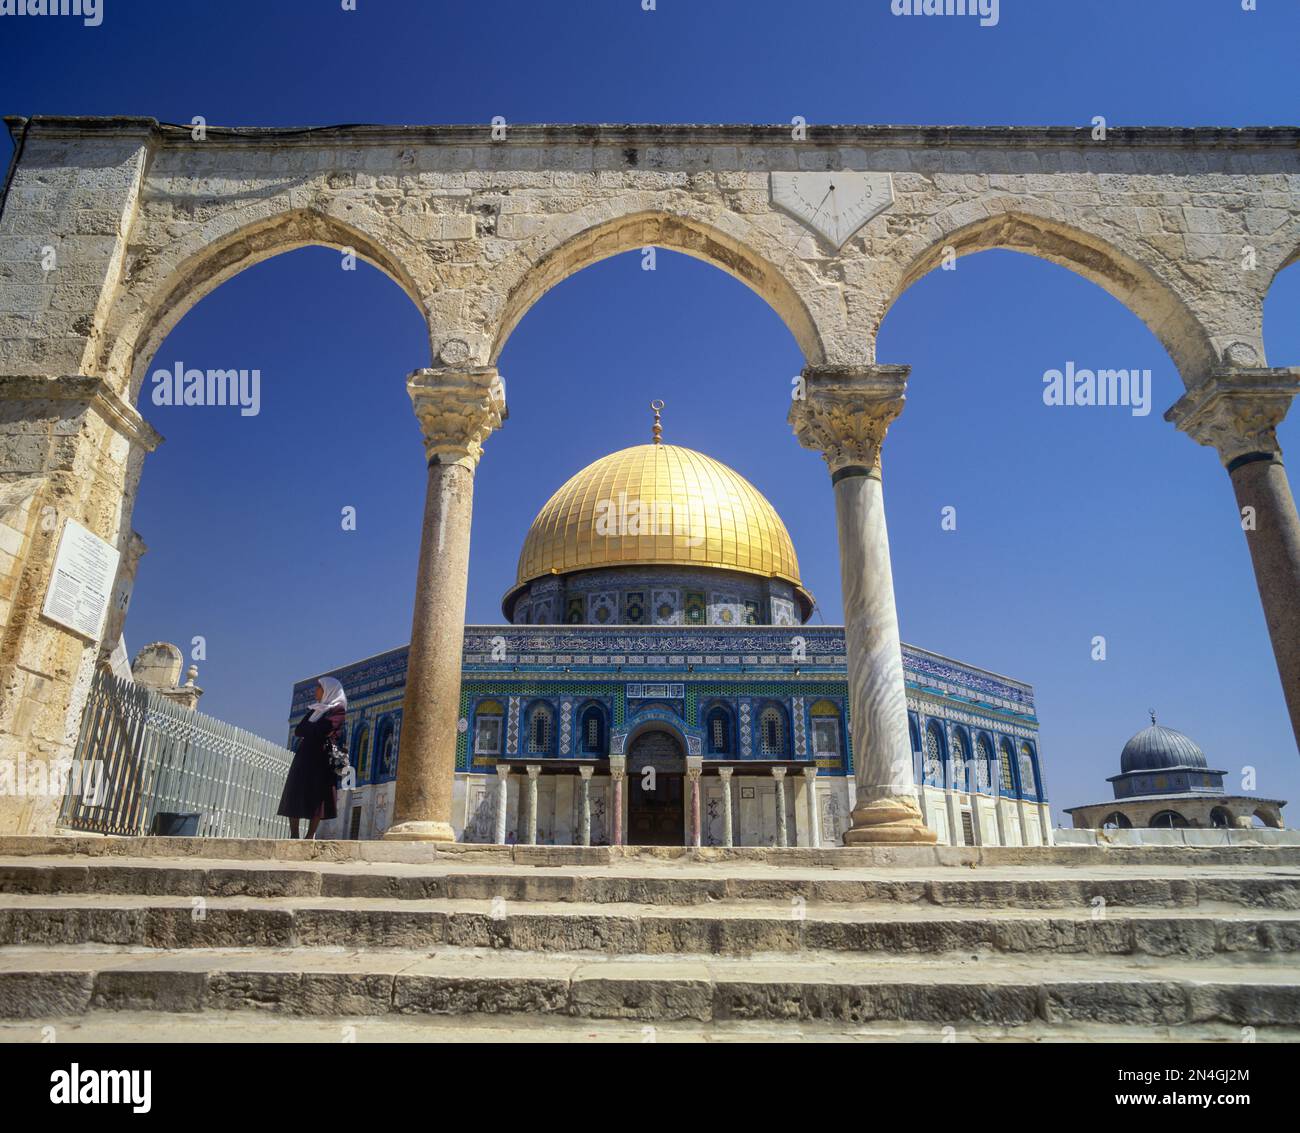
[487,201,839,366]
[102,205,432,399]
[879,206,1219,384]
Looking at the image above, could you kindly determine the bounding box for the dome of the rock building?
[503,441,813,619]
[1119,722,1208,774]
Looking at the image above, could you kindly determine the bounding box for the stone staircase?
[1,836,1298,1042]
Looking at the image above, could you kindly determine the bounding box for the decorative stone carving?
[407,366,507,469]
[1165,368,1299,465]
[789,365,910,475]
[770,172,894,251]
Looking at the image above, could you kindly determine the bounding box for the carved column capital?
[717,766,734,781]
[578,764,594,780]
[1165,368,1299,467]
[789,364,909,476]
[801,766,817,782]
[407,365,507,469]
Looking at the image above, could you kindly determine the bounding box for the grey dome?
[1119,723,1207,773]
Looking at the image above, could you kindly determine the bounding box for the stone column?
[772,767,788,848]
[525,764,541,845]
[1166,368,1300,750]
[578,765,593,847]
[494,764,510,845]
[790,365,936,843]
[385,367,506,842]
[686,756,703,848]
[609,755,626,847]
[802,766,820,848]
[718,766,735,848]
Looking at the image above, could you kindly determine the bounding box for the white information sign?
[42,519,120,641]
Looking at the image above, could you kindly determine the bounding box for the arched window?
[374,717,397,780]
[526,703,554,755]
[578,704,606,755]
[352,724,371,783]
[975,733,994,794]
[949,728,969,792]
[809,699,842,759]
[923,721,945,787]
[1101,811,1132,830]
[706,705,732,755]
[1019,742,1039,800]
[998,738,1017,794]
[1150,810,1188,829]
[1210,807,1233,829]
[474,699,504,756]
[759,704,787,756]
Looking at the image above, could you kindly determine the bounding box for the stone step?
[2,894,1298,956]
[1,947,1296,1027]
[5,1010,1296,1044]
[10,835,1300,868]
[4,857,1297,908]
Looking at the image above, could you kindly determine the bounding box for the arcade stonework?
[1,118,1297,839]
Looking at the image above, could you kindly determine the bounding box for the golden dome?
[505,442,812,617]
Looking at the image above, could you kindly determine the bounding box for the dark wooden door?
[627,730,685,846]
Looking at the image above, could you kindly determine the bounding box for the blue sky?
[2,0,1297,816]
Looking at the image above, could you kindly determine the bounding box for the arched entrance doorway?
[627,729,685,846]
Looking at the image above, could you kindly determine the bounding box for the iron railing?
[60,668,294,838]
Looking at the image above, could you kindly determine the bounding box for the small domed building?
[291,414,1053,848]
[1064,715,1286,830]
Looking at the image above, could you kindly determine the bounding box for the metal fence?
[60,668,294,838]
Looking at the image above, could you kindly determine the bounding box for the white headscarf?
[308,676,347,722]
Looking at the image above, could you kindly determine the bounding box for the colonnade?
[489,762,823,848]
[385,362,1300,845]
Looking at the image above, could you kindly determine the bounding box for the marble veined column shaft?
[385,367,506,842]
[790,365,936,844]
[1167,368,1300,752]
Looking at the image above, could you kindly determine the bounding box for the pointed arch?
[880,208,1219,384]
[104,206,432,398]
[488,202,836,365]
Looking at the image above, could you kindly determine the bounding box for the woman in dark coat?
[277,676,347,839]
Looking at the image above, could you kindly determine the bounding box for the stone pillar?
[686,756,702,848]
[772,766,788,848]
[1166,368,1300,750]
[525,764,541,845]
[609,755,626,847]
[802,766,820,848]
[790,365,936,843]
[718,766,734,848]
[385,367,506,842]
[578,765,593,847]
[494,764,510,845]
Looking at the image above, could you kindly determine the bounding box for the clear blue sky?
[2,1,1297,817]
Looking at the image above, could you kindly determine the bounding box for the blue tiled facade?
[289,625,1047,807]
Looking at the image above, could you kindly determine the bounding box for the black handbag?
[325,739,349,775]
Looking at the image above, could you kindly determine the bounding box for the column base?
[381,820,457,843]
[842,795,937,845]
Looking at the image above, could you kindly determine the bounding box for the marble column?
[525,764,541,845]
[790,365,936,843]
[772,767,788,848]
[718,766,735,848]
[609,755,626,847]
[802,766,820,848]
[1166,368,1300,750]
[578,765,593,847]
[385,367,506,841]
[686,756,703,848]
[494,764,510,845]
